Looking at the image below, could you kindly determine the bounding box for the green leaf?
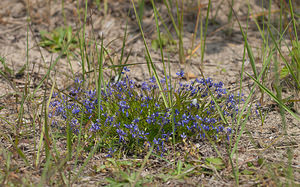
[66,26,72,43]
[40,30,51,40]
[119,160,133,166]
[247,162,254,167]
[205,157,223,165]
[0,56,14,76]
[176,160,183,175]
[93,165,106,172]
[257,157,264,166]
[240,169,255,175]
[160,33,169,46]
[39,26,78,54]
[151,33,174,51]
[151,39,159,51]
[205,157,225,170]
[280,66,289,79]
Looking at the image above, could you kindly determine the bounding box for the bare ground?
[0,0,299,186]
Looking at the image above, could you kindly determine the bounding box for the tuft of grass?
[39,26,78,55]
[148,0,212,65]
[49,68,242,157]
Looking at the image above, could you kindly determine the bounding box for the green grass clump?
[49,68,243,157]
[39,26,78,54]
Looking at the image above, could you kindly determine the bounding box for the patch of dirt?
[0,0,299,186]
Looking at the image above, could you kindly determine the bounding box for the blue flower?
[123,66,130,72]
[75,77,83,84]
[106,148,116,158]
[72,106,80,115]
[176,70,184,78]
[149,76,156,83]
[51,92,58,98]
[141,82,149,91]
[181,132,187,139]
[90,121,101,132]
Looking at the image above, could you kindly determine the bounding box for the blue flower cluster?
[49,68,243,157]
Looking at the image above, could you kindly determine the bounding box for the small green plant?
[0,56,25,78]
[39,26,78,54]
[280,40,300,112]
[145,0,211,64]
[158,160,196,182]
[280,40,300,84]
[151,32,177,51]
[49,68,243,158]
[104,158,150,186]
[106,170,152,187]
[204,157,225,171]
[95,0,108,15]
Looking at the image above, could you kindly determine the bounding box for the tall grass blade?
[201,0,211,64]
[231,4,258,79]
[177,0,185,64]
[246,72,300,121]
[1,132,30,166]
[130,0,169,108]
[96,36,105,119]
[267,25,300,89]
[288,0,298,40]
[33,29,80,96]
[138,0,145,25]
[162,0,179,37]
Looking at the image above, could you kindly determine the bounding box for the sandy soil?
[0,0,299,186]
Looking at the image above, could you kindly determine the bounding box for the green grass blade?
[288,0,298,41]
[130,0,169,108]
[33,29,80,96]
[246,72,300,121]
[162,0,179,37]
[1,132,30,167]
[231,5,258,79]
[267,24,300,89]
[231,45,276,158]
[201,0,211,64]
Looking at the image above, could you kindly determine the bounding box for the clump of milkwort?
[49,68,243,157]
